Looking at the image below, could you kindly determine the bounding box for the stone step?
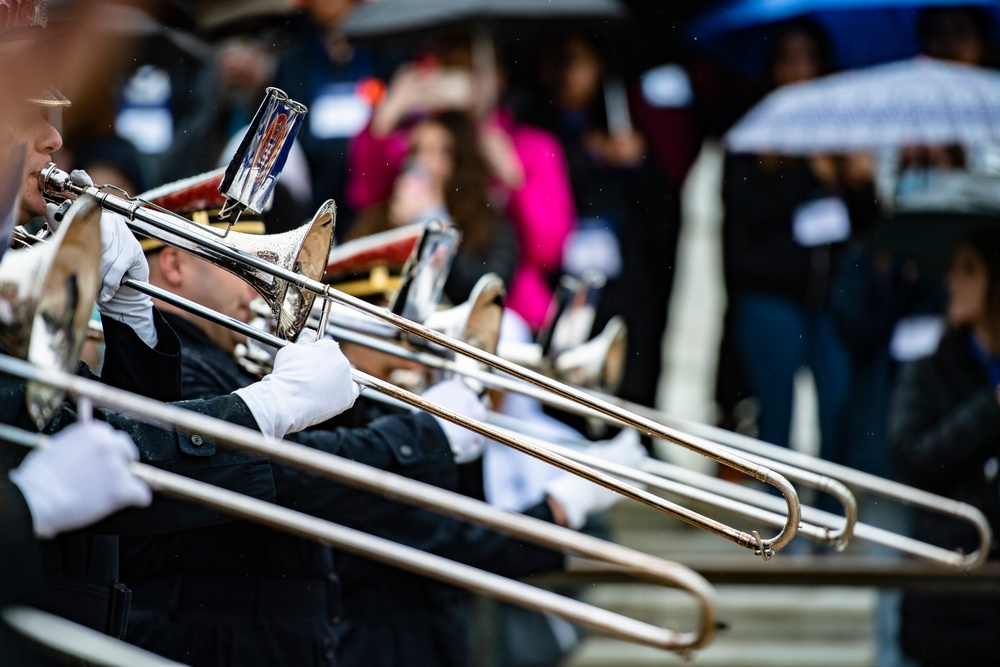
[558,503,879,667]
[581,585,875,641]
[565,638,876,667]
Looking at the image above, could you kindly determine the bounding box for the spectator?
[347,31,576,331]
[346,110,519,305]
[890,224,1000,666]
[719,20,851,457]
[523,31,680,407]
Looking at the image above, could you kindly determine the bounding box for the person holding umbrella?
[719,19,852,459]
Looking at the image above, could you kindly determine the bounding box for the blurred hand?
[585,130,645,168]
[10,421,152,539]
[371,64,432,137]
[422,379,487,464]
[234,330,362,438]
[388,167,445,227]
[478,122,524,189]
[545,429,645,530]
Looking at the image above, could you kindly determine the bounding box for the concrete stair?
[560,499,879,667]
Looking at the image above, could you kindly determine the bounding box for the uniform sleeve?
[278,411,458,528]
[0,479,46,607]
[0,373,275,536]
[99,309,181,402]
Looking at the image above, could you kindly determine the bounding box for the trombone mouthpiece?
[38,162,71,195]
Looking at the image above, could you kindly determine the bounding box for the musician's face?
[8,104,62,225]
[149,247,258,354]
[947,245,989,329]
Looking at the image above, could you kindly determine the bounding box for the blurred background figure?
[521,30,680,408]
[346,110,519,306]
[718,19,851,458]
[347,30,576,332]
[918,4,996,66]
[890,224,1000,667]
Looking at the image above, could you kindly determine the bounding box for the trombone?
[38,164,802,558]
[0,354,718,655]
[324,318,989,570]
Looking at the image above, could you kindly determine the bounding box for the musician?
[117,192,486,665]
[1,200,150,663]
[1,79,362,641]
[122,187,643,666]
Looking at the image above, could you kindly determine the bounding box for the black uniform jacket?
[119,313,459,667]
[0,312,274,634]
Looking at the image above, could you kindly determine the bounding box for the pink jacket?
[347,109,576,331]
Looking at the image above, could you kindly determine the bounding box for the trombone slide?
[0,360,717,654]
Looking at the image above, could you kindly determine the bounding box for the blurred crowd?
[6,0,1000,666]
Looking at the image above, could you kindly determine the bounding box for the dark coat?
[722,153,841,307]
[122,313,459,667]
[0,312,274,638]
[889,328,1000,666]
[523,104,681,406]
[124,313,564,667]
[0,481,58,665]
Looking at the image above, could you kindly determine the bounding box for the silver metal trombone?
[38,164,801,558]
[331,320,989,569]
[0,356,718,655]
[311,316,858,553]
[603,399,992,570]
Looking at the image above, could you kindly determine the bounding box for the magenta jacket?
[347,109,576,331]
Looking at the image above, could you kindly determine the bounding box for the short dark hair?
[918,6,994,51]
[954,223,1000,333]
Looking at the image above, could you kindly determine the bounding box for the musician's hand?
[422,379,487,463]
[9,421,152,539]
[545,429,645,530]
[59,170,159,347]
[234,330,362,438]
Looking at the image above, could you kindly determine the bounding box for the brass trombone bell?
[39,163,334,342]
[0,195,101,427]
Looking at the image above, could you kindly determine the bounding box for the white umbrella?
[725,57,1000,155]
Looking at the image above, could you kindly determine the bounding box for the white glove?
[423,302,470,339]
[545,429,645,530]
[9,421,152,539]
[47,170,158,347]
[234,330,362,438]
[422,379,487,464]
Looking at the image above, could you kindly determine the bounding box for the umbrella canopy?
[725,57,1000,155]
[340,0,626,39]
[687,0,1000,78]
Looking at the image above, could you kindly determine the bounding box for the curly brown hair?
[347,111,499,254]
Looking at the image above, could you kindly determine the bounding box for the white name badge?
[792,197,852,247]
[309,83,372,140]
[889,315,945,362]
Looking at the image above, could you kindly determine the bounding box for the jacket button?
[399,444,413,457]
[191,434,204,447]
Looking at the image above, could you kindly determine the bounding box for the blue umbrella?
[688,0,1000,78]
